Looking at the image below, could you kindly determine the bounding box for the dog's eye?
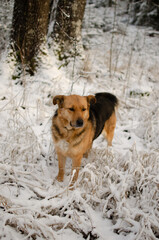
[82,108,86,111]
[69,108,75,112]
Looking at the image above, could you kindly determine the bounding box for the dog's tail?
[95,92,119,108]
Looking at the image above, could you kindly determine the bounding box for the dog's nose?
[76,118,83,127]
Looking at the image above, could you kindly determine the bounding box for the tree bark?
[11,0,50,75]
[52,0,86,61]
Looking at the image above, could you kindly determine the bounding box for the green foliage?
[130,90,150,97]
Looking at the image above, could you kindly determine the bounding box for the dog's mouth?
[70,119,84,129]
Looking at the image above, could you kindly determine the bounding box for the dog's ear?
[53,95,64,108]
[87,95,96,105]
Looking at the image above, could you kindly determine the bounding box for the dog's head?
[53,94,96,129]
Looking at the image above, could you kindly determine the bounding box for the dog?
[52,92,118,187]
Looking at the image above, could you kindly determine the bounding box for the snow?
[0,1,159,239]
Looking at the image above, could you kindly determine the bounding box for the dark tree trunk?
[11,0,50,75]
[52,0,86,62]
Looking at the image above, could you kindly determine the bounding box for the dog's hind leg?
[56,152,66,182]
[104,111,116,146]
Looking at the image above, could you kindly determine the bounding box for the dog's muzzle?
[76,118,83,127]
[71,118,84,128]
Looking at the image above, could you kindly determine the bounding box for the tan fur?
[52,94,117,188]
[103,111,117,146]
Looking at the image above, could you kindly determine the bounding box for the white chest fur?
[55,139,69,152]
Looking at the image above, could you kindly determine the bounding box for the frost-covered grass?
[0,1,159,240]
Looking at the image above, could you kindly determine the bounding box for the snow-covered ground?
[0,1,159,239]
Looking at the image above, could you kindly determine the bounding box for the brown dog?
[52,93,118,187]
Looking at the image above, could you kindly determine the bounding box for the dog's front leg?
[70,155,82,187]
[56,152,66,182]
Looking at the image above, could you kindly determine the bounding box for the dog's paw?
[56,175,64,182]
[68,182,75,191]
[83,152,89,158]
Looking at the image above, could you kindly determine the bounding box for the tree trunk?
[52,0,86,62]
[11,0,50,75]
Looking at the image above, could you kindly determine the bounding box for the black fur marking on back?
[89,92,118,140]
[95,92,118,107]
